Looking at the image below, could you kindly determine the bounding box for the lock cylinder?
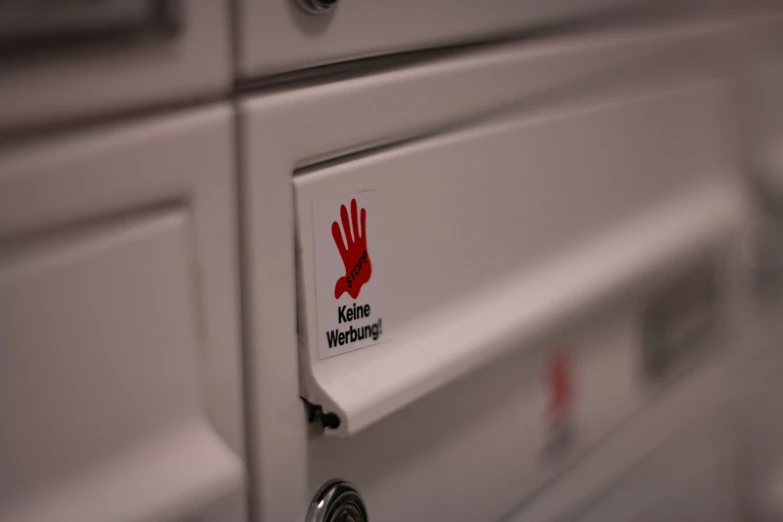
[306,479,368,522]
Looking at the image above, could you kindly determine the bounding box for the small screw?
[302,399,342,430]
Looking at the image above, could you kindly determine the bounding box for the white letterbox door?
[240,18,765,522]
[0,106,246,522]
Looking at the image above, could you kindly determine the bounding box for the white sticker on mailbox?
[313,191,386,359]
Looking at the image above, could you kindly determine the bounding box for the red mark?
[332,198,372,299]
[544,350,574,428]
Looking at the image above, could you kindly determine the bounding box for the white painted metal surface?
[294,85,744,437]
[239,17,770,521]
[236,0,654,78]
[573,407,739,522]
[505,300,783,522]
[0,106,246,522]
[504,13,783,522]
[1,4,782,522]
[0,2,231,133]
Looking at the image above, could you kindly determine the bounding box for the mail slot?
[294,82,745,435]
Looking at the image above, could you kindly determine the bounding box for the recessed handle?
[0,0,181,50]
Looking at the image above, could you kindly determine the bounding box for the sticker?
[313,191,387,359]
[539,347,576,455]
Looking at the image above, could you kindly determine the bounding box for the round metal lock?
[296,0,339,15]
[306,479,368,522]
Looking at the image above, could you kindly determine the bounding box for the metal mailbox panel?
[293,83,744,435]
[307,308,648,522]
[0,105,245,522]
[239,21,761,519]
[291,84,748,520]
[504,303,783,522]
[0,211,242,522]
[237,0,651,78]
[0,2,231,133]
[574,407,739,522]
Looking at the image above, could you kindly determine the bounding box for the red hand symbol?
[545,350,573,426]
[332,198,372,299]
